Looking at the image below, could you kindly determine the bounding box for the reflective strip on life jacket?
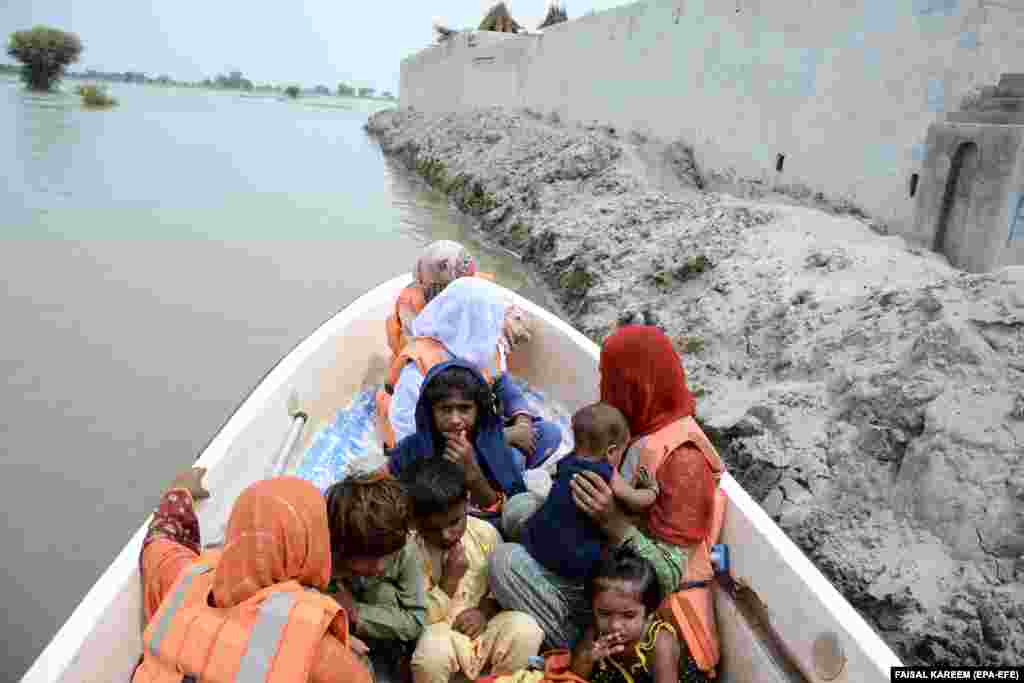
[236,591,297,682]
[271,591,343,680]
[138,557,344,683]
[146,562,213,659]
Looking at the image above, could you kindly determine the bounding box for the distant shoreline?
[0,64,396,101]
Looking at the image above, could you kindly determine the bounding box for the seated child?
[401,456,543,683]
[521,402,658,580]
[388,360,529,518]
[324,472,427,682]
[571,550,708,683]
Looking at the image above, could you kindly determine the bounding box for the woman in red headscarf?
[589,325,727,679]
[488,327,726,674]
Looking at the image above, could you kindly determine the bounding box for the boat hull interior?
[22,275,901,683]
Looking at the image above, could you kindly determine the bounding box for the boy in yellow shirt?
[401,457,544,683]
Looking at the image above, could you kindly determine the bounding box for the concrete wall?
[400,0,1024,250]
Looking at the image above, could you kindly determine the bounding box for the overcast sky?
[2,1,625,93]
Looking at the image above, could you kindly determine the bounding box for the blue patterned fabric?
[294,375,574,493]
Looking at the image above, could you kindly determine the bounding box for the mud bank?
[366,106,1024,666]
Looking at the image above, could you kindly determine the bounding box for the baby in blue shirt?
[522,402,658,580]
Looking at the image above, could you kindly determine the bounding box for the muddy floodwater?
[0,78,555,679]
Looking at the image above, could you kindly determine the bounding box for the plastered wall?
[400,0,1024,249]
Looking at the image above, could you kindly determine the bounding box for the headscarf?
[212,476,331,607]
[388,359,527,497]
[599,325,696,440]
[412,276,508,371]
[414,240,479,305]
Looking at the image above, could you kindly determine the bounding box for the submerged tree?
[337,82,355,96]
[7,26,83,91]
[479,2,522,33]
[284,85,300,98]
[538,2,568,29]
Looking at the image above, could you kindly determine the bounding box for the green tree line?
[5,25,398,100]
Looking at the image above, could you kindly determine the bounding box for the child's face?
[593,580,648,646]
[432,394,478,438]
[333,548,400,579]
[417,498,468,550]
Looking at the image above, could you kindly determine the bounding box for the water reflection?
[0,79,554,679]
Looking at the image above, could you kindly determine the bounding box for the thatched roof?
[479,2,522,33]
[537,2,568,30]
[433,23,458,43]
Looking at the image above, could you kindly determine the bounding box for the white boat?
[21,274,903,683]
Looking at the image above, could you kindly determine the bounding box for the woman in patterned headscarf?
[387,241,485,358]
[385,241,532,359]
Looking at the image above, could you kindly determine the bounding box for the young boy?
[401,457,544,683]
[521,402,658,580]
[325,472,427,682]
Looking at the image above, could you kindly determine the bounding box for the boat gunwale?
[21,273,903,682]
[21,274,416,682]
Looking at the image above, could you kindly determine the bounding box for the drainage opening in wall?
[909,173,919,198]
[775,154,785,172]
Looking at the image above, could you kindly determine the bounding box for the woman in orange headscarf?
[597,325,727,679]
[134,468,377,683]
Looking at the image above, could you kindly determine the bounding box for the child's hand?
[445,431,487,484]
[329,582,360,629]
[441,540,469,595]
[609,470,631,498]
[635,466,659,494]
[443,430,474,467]
[169,467,210,501]
[349,635,370,656]
[591,632,627,661]
[504,418,536,456]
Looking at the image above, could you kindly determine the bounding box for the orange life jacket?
[376,337,504,449]
[385,272,497,358]
[636,417,726,678]
[640,417,723,545]
[386,286,427,358]
[133,550,348,683]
